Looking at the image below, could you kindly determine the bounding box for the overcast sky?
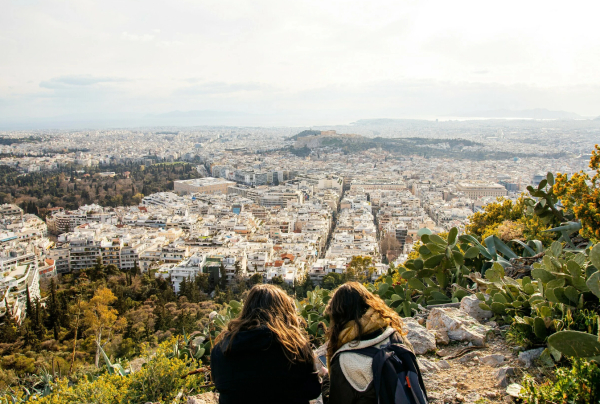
[1,0,600,127]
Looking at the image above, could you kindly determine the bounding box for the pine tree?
[219,263,227,289]
[91,257,105,281]
[0,299,18,343]
[33,298,45,340]
[59,293,71,328]
[48,278,61,340]
[195,273,210,294]
[132,261,140,276]
[25,284,34,320]
[179,277,188,298]
[22,321,36,347]
[153,305,165,332]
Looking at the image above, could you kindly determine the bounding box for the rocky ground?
[188,296,545,404]
[419,333,522,403]
[409,296,540,403]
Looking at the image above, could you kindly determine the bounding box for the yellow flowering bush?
[466,197,526,236]
[17,337,207,404]
[465,196,556,245]
[123,339,206,403]
[554,144,600,241]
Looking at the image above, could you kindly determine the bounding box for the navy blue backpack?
[349,343,428,404]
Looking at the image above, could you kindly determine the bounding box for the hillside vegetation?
[0,161,201,216]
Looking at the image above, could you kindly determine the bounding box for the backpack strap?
[351,346,392,400]
[353,344,429,404]
[387,345,428,403]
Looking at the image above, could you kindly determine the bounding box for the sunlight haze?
[1,0,599,126]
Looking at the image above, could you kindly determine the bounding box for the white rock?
[460,294,492,322]
[403,318,436,355]
[480,354,505,367]
[465,392,481,403]
[518,348,544,368]
[188,392,219,404]
[494,366,515,387]
[417,358,440,374]
[426,308,492,346]
[457,351,479,363]
[432,329,450,345]
[437,360,451,369]
[506,383,523,398]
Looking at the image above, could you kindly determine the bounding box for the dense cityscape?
[1,119,597,320]
[0,118,599,403]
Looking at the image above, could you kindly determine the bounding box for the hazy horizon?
[2,0,600,129]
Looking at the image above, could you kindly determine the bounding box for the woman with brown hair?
[210,284,321,404]
[324,282,423,404]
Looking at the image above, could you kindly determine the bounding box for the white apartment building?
[456,182,507,198]
[174,177,236,195]
[156,253,206,293]
[0,259,40,323]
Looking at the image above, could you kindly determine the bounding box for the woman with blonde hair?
[324,282,426,404]
[211,284,321,404]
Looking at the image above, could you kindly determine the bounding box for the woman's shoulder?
[213,326,275,356]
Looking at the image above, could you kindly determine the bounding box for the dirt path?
[421,331,521,403]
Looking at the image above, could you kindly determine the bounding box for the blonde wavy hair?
[325,282,405,360]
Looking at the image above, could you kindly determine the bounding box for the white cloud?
[1,0,600,122]
[156,40,184,48]
[121,31,155,41]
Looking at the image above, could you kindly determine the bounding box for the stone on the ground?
[457,351,479,363]
[440,387,458,402]
[187,392,219,404]
[432,329,450,345]
[129,357,147,373]
[403,318,436,355]
[417,358,439,374]
[426,308,492,346]
[437,359,451,369]
[494,366,515,387]
[460,294,492,322]
[465,392,481,403]
[506,383,523,398]
[480,354,505,367]
[518,348,544,368]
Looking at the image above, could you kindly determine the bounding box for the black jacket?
[210,326,321,404]
[326,328,407,404]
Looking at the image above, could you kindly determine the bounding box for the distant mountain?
[286,130,321,141]
[351,119,426,126]
[147,110,248,119]
[454,108,580,120]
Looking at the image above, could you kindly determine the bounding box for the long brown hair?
[325,282,405,360]
[214,284,314,364]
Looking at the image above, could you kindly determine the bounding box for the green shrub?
[122,339,207,403]
[521,358,600,403]
[3,337,208,404]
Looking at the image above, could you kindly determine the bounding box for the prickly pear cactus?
[548,329,600,362]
